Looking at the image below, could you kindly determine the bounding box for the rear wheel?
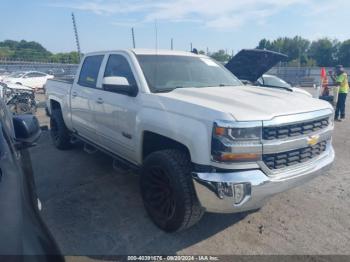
[140,149,204,232]
[50,109,72,150]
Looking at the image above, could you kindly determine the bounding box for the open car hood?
[225,49,288,82]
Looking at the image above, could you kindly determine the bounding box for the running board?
[70,136,80,144]
[73,133,140,172]
[84,143,97,154]
[112,158,139,173]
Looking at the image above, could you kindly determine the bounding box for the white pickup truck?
[45,49,335,232]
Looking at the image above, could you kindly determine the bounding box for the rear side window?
[78,55,104,88]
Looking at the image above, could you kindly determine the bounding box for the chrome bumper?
[192,146,335,213]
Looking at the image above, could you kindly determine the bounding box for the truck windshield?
[137,55,242,92]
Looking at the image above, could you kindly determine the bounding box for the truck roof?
[85,49,205,57]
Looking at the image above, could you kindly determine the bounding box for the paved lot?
[31,92,350,257]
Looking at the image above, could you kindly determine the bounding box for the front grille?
[263,141,327,170]
[263,118,329,140]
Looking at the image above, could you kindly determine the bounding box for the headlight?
[214,126,261,141]
[211,120,262,163]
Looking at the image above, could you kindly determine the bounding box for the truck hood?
[159,86,332,121]
[225,49,288,82]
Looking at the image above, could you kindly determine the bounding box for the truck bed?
[45,78,73,120]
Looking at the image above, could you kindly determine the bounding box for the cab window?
[78,55,104,88]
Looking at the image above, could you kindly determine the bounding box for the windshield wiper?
[264,85,293,92]
[154,86,183,93]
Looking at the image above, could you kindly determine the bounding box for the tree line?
[1,37,350,67]
[208,36,350,67]
[256,36,350,67]
[0,40,80,64]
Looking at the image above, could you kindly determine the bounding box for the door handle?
[72,91,78,97]
[96,97,104,104]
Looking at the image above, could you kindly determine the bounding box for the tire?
[140,149,204,232]
[50,109,72,150]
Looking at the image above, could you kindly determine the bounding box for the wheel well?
[50,100,61,111]
[142,131,190,161]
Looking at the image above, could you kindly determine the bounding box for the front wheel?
[140,149,204,232]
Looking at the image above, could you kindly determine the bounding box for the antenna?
[171,38,173,50]
[71,12,82,62]
[131,27,136,48]
[154,20,158,51]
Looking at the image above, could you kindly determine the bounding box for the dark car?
[0,99,63,260]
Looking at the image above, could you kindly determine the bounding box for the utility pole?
[131,27,136,48]
[206,47,209,55]
[190,42,193,52]
[171,38,173,50]
[71,13,82,62]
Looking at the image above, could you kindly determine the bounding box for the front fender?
[136,108,212,165]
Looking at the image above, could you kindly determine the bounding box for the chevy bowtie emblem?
[307,135,319,146]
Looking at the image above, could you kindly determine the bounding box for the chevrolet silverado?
[45,49,334,232]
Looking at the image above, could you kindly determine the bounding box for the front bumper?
[192,146,335,213]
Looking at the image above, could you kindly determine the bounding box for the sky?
[1,0,350,54]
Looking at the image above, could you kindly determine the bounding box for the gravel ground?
[31,91,350,258]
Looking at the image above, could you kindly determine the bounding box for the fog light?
[233,184,246,204]
[216,183,234,199]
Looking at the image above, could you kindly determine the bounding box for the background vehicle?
[0,82,37,114]
[0,69,10,81]
[0,99,63,259]
[3,71,54,90]
[257,74,312,97]
[46,49,334,232]
[225,49,311,96]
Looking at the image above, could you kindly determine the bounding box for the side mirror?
[13,115,41,149]
[102,76,138,97]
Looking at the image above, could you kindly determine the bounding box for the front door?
[92,53,140,163]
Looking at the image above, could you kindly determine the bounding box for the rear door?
[71,55,104,139]
[91,53,140,163]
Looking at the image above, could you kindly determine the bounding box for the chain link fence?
[268,66,350,87]
[1,60,349,87]
[0,60,78,77]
